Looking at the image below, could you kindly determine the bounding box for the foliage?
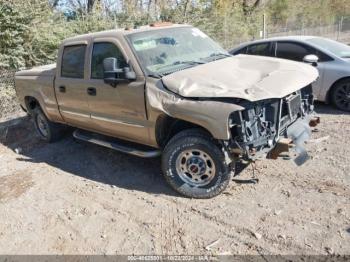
[0,1,29,69]
[0,0,349,69]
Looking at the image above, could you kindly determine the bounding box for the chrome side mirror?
[303,55,319,66]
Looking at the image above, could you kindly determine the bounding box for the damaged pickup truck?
[15,23,320,198]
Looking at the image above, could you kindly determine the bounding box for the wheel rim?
[36,114,49,138]
[175,149,216,187]
[334,83,350,111]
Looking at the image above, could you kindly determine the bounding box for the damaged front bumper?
[268,115,320,165]
[228,86,320,165]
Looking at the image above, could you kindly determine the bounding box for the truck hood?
[162,55,318,102]
[15,64,56,77]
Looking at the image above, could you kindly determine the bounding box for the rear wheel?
[162,129,232,199]
[33,108,66,142]
[331,79,350,111]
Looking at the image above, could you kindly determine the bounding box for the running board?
[73,129,161,158]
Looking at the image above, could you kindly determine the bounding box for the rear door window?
[246,43,271,56]
[61,45,86,78]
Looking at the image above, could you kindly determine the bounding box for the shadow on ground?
[314,101,350,116]
[0,103,345,197]
[0,116,176,197]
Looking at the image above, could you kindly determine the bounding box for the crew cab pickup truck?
[15,23,320,198]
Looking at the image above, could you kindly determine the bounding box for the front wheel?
[331,79,350,111]
[161,129,232,199]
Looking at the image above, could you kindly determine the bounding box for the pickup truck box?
[15,23,320,198]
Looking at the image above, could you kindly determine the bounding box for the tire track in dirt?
[161,194,318,254]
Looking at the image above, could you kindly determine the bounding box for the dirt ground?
[0,103,349,255]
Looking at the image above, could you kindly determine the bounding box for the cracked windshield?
[127,27,230,76]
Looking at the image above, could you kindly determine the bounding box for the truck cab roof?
[62,23,191,46]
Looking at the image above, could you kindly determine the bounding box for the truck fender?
[147,82,244,140]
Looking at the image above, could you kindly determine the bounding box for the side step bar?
[73,129,161,158]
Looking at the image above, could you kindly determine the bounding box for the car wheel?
[33,107,66,142]
[331,79,350,112]
[162,129,232,199]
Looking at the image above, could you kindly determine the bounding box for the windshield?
[306,37,350,58]
[126,27,229,76]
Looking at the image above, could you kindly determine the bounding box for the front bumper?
[268,116,320,165]
[228,85,319,165]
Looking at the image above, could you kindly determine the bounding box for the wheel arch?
[24,95,54,122]
[326,76,350,104]
[155,114,214,148]
[24,96,41,114]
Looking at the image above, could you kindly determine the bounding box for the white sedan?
[230,36,350,111]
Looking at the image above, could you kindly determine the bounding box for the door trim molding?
[91,115,145,128]
[61,110,90,118]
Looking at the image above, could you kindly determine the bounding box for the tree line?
[0,0,349,69]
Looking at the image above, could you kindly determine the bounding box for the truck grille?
[279,92,302,132]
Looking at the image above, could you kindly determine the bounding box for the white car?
[230,36,350,111]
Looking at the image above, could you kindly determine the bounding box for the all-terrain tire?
[32,107,66,143]
[161,129,232,199]
[331,79,350,112]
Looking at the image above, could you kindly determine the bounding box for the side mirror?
[124,67,136,80]
[303,55,319,67]
[103,57,136,87]
[103,57,123,74]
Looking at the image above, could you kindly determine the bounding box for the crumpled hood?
[162,55,319,102]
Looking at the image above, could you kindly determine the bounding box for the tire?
[161,129,232,199]
[331,79,350,112]
[32,107,66,143]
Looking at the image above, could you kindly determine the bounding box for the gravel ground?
[0,103,349,255]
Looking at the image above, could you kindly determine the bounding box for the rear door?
[86,39,149,143]
[55,43,92,129]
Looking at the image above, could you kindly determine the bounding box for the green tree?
[0,1,29,69]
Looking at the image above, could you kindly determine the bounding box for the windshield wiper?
[211,52,231,57]
[172,60,205,66]
[154,61,206,76]
[203,52,231,61]
[147,72,163,78]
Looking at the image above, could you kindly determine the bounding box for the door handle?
[59,86,66,93]
[87,87,96,96]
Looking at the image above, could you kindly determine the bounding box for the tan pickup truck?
[15,23,320,198]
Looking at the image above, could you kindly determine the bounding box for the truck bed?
[14,64,63,122]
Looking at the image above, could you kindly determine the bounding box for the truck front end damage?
[228,85,319,165]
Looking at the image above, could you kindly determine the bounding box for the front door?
[275,41,325,97]
[86,40,149,144]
